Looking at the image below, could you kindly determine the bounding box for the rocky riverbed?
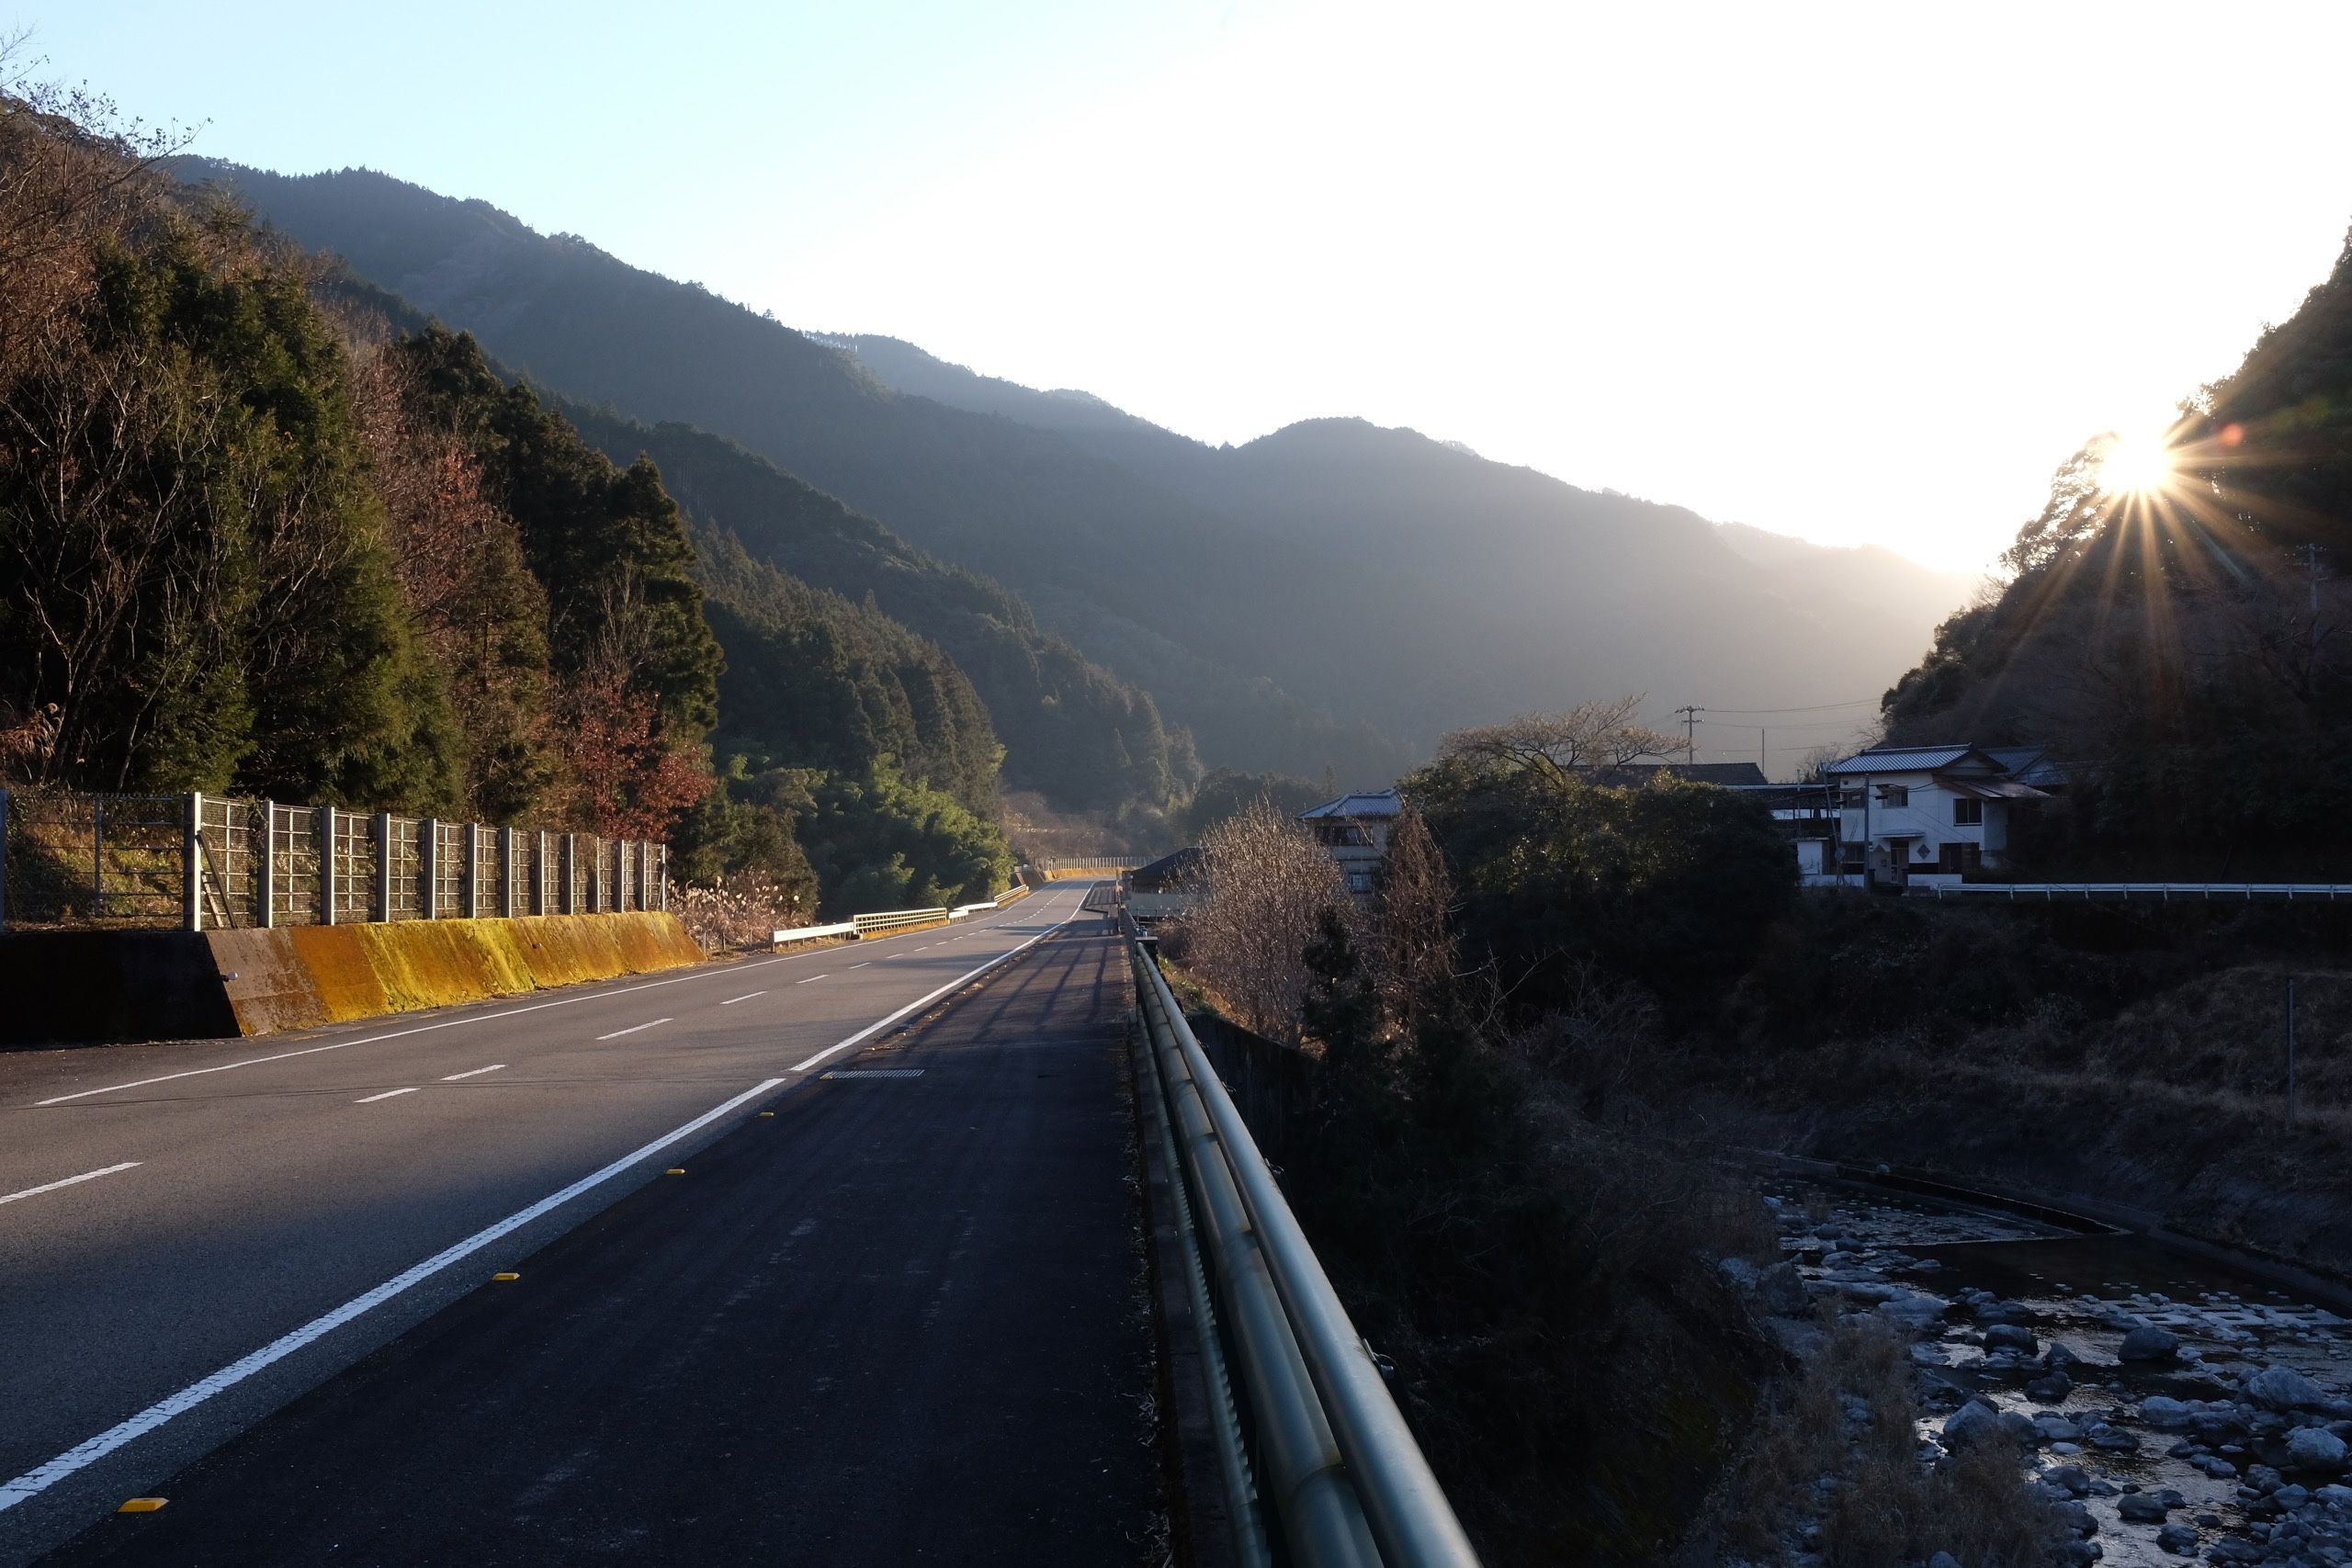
[1747,1180,2352,1566]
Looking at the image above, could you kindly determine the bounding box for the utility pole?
[1759,728,1768,775]
[1674,705,1704,762]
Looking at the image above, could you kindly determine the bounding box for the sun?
[2097,429,2177,496]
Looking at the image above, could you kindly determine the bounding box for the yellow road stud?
[492,1271,520,1282]
[665,1168,686,1175]
[118,1499,166,1514]
[758,1111,775,1118]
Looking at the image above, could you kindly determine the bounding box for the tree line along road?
[0,885,1160,1566]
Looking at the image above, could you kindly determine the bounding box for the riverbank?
[1701,1176,2352,1568]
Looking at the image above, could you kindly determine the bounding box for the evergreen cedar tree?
[1881,225,2352,877]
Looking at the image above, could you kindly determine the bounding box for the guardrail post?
[374,812,392,922]
[461,822,480,919]
[257,802,276,928]
[320,805,337,927]
[183,792,204,932]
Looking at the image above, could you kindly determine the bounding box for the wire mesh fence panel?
[332,811,377,925]
[1,791,668,931]
[2,791,181,927]
[195,796,260,929]
[472,829,501,919]
[386,818,422,919]
[433,827,462,919]
[274,806,321,927]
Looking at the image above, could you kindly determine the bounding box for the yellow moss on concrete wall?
[209,913,706,1036]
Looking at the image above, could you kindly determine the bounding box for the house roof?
[1589,761,1770,787]
[1299,788,1403,821]
[1946,778,2052,801]
[1984,747,2068,788]
[1826,745,1999,775]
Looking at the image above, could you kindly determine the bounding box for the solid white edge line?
[594,1018,672,1042]
[0,1076,786,1514]
[28,887,1080,1107]
[789,907,1075,1074]
[354,1088,419,1104]
[438,1065,506,1082]
[0,1162,142,1208]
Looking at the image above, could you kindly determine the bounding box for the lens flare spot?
[2098,430,2176,495]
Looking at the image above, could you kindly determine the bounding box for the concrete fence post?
[534,830,548,915]
[660,843,670,911]
[320,805,338,927]
[560,833,576,915]
[461,823,480,919]
[419,818,438,919]
[636,840,650,913]
[374,812,393,922]
[502,828,517,919]
[0,785,9,931]
[184,792,205,933]
[257,801,277,929]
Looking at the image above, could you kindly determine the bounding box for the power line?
[1696,698,1879,716]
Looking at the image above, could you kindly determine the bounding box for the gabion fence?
[0,787,667,932]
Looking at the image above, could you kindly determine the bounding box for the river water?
[1768,1179,2352,1565]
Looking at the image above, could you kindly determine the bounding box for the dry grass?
[1695,1319,2063,1568]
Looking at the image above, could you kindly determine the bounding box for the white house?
[1822,744,2052,888]
[1298,788,1403,897]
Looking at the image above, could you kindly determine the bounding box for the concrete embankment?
[0,912,706,1046]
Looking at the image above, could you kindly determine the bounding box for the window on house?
[1952,798,1983,826]
[1840,787,1866,809]
[1879,785,1909,807]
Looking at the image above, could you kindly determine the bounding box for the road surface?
[0,886,1157,1564]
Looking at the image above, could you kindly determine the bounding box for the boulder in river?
[1984,1323,2039,1353]
[2287,1424,2348,1472]
[2245,1366,2329,1411]
[1942,1399,2001,1449]
[2141,1395,2196,1428]
[2154,1522,2199,1555]
[2117,1492,2168,1522]
[2119,1325,2181,1362]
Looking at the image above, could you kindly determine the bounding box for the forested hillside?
[0,91,1012,918]
[554,404,1196,818]
[193,160,1404,784]
[1883,223,2352,875]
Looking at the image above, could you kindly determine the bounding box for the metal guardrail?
[850,906,950,937]
[1130,934,1480,1568]
[1912,881,2352,902]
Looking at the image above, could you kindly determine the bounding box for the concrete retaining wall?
[0,912,707,1046]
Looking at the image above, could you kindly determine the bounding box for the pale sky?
[17,1,2352,570]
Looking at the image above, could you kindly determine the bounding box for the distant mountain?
[820,334,1971,742]
[209,162,1963,777]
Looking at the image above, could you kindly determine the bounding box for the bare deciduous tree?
[1174,798,1351,1045]
[1437,695,1681,784]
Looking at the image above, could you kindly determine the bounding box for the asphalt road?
[0,886,1154,1564]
